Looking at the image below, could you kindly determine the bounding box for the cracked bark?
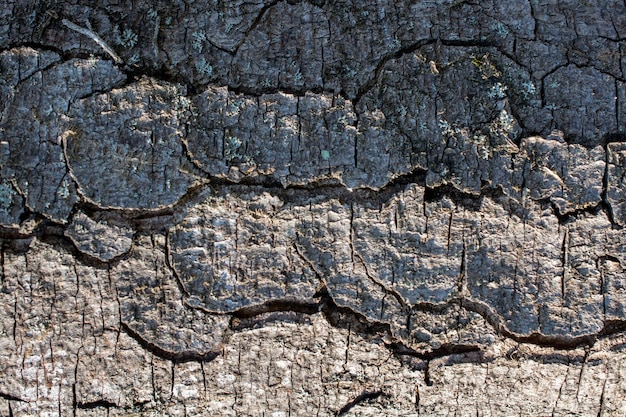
[1,0,626,416]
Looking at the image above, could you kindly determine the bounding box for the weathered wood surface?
[1,0,625,415]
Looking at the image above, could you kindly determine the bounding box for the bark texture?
[1,0,626,415]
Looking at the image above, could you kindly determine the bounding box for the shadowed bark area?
[1,0,626,415]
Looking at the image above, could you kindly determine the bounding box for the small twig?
[61,18,123,64]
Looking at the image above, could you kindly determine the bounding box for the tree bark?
[1,0,625,415]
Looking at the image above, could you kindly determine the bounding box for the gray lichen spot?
[64,211,133,261]
[64,78,198,210]
[351,45,523,191]
[183,0,270,53]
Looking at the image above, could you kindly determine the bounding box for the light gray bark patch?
[168,192,319,313]
[565,213,623,322]
[465,198,612,337]
[295,184,613,339]
[517,137,605,215]
[75,331,155,409]
[607,142,626,226]
[64,211,133,261]
[114,235,229,359]
[0,239,118,410]
[102,175,623,348]
[408,304,498,353]
[64,78,198,210]
[350,185,461,306]
[295,198,408,330]
[197,313,423,416]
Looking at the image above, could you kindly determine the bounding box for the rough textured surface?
[0,52,125,222]
[1,0,626,415]
[65,211,133,261]
[64,78,198,210]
